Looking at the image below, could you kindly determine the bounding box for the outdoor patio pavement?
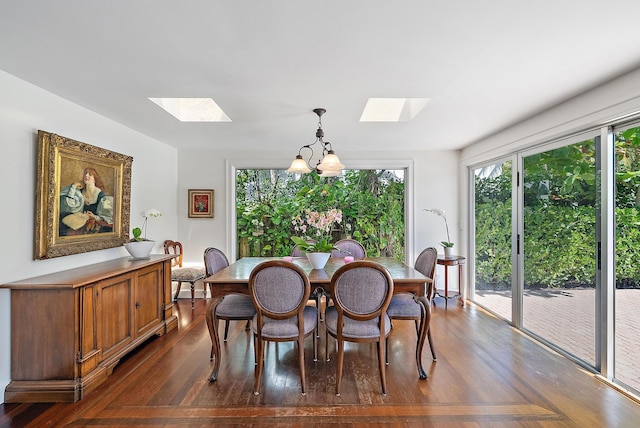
[461,288,640,394]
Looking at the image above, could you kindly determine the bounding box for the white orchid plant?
[424,208,454,248]
[131,209,163,241]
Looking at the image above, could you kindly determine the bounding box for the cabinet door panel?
[11,289,76,380]
[78,284,99,376]
[98,274,133,359]
[135,265,162,336]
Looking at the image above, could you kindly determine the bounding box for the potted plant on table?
[424,208,454,258]
[124,209,162,260]
[291,208,342,269]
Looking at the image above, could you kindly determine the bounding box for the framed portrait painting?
[188,189,214,218]
[34,130,133,259]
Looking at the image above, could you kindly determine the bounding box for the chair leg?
[173,282,182,301]
[316,294,321,339]
[190,282,196,309]
[378,339,387,395]
[336,338,344,396]
[254,337,264,395]
[313,327,318,362]
[298,336,307,395]
[316,293,323,321]
[385,336,389,366]
[253,334,258,366]
[427,328,437,361]
[325,331,331,362]
[223,320,230,342]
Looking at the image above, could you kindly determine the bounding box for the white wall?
[177,148,460,295]
[461,68,640,166]
[0,70,178,400]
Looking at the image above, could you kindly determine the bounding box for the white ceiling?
[2,1,640,153]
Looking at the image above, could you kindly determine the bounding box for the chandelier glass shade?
[287,108,344,176]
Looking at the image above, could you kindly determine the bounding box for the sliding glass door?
[521,136,599,366]
[613,124,640,392]
[471,124,640,396]
[472,160,514,322]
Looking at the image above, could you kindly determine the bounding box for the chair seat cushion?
[252,305,318,339]
[387,294,422,318]
[325,306,391,338]
[171,267,206,282]
[216,294,256,318]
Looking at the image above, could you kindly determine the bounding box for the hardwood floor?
[2,296,640,427]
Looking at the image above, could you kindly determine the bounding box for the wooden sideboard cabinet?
[1,255,178,402]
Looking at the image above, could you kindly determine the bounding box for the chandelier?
[287,108,345,177]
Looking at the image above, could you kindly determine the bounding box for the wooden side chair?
[386,247,438,363]
[331,238,366,259]
[204,247,256,342]
[163,240,206,309]
[249,260,318,396]
[325,260,394,396]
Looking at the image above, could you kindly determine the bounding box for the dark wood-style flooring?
[2,296,640,427]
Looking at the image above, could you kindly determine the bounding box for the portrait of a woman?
[59,166,114,236]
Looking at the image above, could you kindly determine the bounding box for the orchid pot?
[124,240,155,260]
[306,252,331,269]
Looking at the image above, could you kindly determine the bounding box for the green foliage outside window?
[475,127,640,289]
[236,169,405,261]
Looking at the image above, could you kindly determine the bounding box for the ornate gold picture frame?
[188,189,214,218]
[34,131,133,259]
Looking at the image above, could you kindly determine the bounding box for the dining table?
[203,256,433,382]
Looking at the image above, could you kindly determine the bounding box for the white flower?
[132,209,163,241]
[143,209,163,218]
[424,208,453,247]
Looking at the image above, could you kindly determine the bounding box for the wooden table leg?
[416,295,431,379]
[205,295,223,382]
[458,264,465,307]
[444,263,449,308]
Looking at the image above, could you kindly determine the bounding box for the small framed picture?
[188,189,214,218]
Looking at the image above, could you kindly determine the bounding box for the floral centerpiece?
[424,208,454,255]
[291,208,342,268]
[291,208,342,252]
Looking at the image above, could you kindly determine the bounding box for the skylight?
[148,98,231,122]
[360,98,429,122]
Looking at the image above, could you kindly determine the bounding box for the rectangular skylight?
[360,98,429,122]
[148,98,231,122]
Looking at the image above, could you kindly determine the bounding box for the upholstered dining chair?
[331,238,366,259]
[204,247,256,342]
[164,240,206,309]
[386,247,438,362]
[249,260,318,396]
[325,260,394,396]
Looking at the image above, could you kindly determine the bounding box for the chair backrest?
[415,247,437,280]
[203,247,230,276]
[164,240,184,267]
[291,244,305,257]
[415,247,437,299]
[329,260,393,321]
[249,260,311,322]
[331,239,366,259]
[290,239,316,257]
